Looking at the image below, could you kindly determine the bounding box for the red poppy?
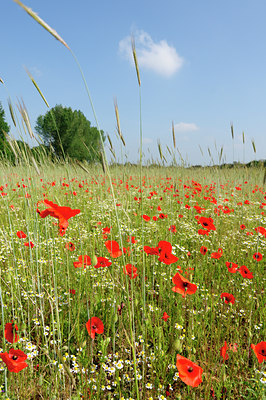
[221,293,235,304]
[240,224,246,230]
[123,264,138,279]
[142,215,151,221]
[255,226,266,237]
[198,216,216,231]
[172,272,197,298]
[144,245,159,255]
[211,248,223,259]
[73,255,91,269]
[105,240,122,258]
[5,322,19,343]
[158,241,179,265]
[24,241,34,248]
[37,199,80,236]
[251,342,266,363]
[198,229,209,236]
[220,341,229,361]
[16,231,27,239]
[0,349,28,372]
[253,252,263,262]
[102,227,111,234]
[200,246,208,255]
[94,257,112,269]
[226,262,238,273]
[65,242,75,251]
[86,317,104,339]
[162,312,170,321]
[69,289,76,295]
[169,225,177,233]
[239,265,253,279]
[176,355,203,387]
[229,343,238,352]
[127,236,137,243]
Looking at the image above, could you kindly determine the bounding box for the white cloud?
[119,30,184,77]
[174,122,199,132]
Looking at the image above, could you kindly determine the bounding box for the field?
[0,164,265,399]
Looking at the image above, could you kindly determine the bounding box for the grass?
[0,163,265,399]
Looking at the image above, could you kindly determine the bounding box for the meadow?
[0,163,265,399]
[0,2,265,398]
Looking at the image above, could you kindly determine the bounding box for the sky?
[1,0,266,166]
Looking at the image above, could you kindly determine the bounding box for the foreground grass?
[0,163,265,399]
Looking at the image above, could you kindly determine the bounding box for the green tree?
[35,105,104,161]
[0,102,10,154]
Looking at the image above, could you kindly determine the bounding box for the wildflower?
[176,354,203,387]
[197,216,216,231]
[86,317,104,339]
[211,248,223,259]
[220,341,229,361]
[221,293,235,304]
[240,224,246,230]
[251,342,266,363]
[105,240,122,258]
[24,241,34,248]
[37,199,80,236]
[172,272,197,298]
[162,312,170,321]
[4,322,19,343]
[239,265,253,279]
[0,349,28,372]
[65,242,75,251]
[158,241,178,265]
[142,215,151,221]
[73,255,91,269]
[94,257,112,269]
[123,264,138,279]
[200,246,208,255]
[16,231,27,239]
[255,226,266,237]
[226,262,238,273]
[253,252,263,262]
[169,225,177,233]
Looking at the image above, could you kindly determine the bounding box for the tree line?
[0,102,105,163]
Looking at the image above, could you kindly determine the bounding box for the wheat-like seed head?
[131,36,141,87]
[172,121,176,149]
[13,0,70,50]
[25,67,50,108]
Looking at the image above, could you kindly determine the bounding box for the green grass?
[0,163,265,399]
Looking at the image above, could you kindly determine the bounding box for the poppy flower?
[253,252,263,262]
[69,289,76,295]
[24,241,34,248]
[142,215,151,221]
[37,199,80,236]
[221,293,235,304]
[198,229,209,236]
[169,225,177,233]
[5,322,19,343]
[123,264,138,279]
[176,355,203,387]
[198,216,216,231]
[172,272,197,298]
[158,241,179,265]
[0,349,28,372]
[16,231,27,239]
[65,242,75,251]
[251,342,266,363]
[226,262,238,273]
[211,248,223,259]
[144,245,159,255]
[239,265,253,279]
[229,343,238,352]
[94,257,112,269]
[162,312,170,321]
[105,240,122,258]
[240,224,246,230]
[102,227,111,234]
[255,226,266,237]
[86,317,104,339]
[200,246,208,255]
[220,341,229,361]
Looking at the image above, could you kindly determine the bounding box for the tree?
[0,102,10,154]
[35,105,105,161]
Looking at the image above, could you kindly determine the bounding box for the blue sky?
[1,0,266,165]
